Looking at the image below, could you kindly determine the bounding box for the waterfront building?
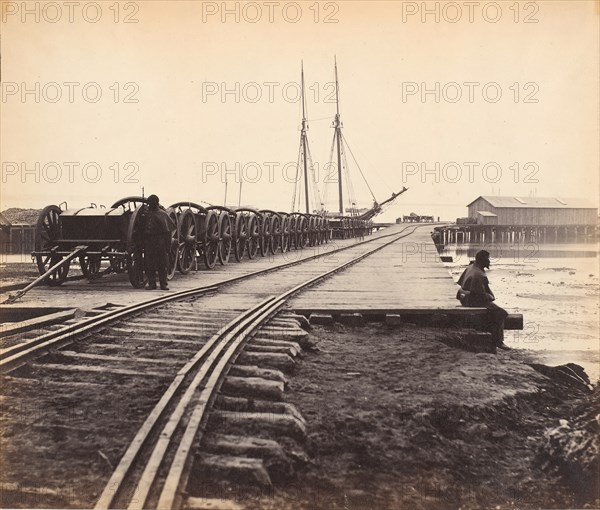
[467,196,597,226]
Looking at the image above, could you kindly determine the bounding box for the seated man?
[457,250,509,349]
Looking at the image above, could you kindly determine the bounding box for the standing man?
[457,250,509,349]
[144,195,176,290]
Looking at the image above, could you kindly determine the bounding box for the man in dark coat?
[144,195,176,290]
[457,250,509,349]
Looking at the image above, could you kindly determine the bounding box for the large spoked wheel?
[308,217,317,247]
[270,215,281,255]
[108,249,127,274]
[317,218,323,245]
[218,213,232,265]
[177,209,197,274]
[203,211,219,269]
[300,216,310,248]
[79,254,102,280]
[39,254,69,286]
[166,208,179,280]
[289,216,299,250]
[280,215,290,253]
[126,205,147,288]
[247,215,259,259]
[233,214,247,262]
[34,205,69,286]
[259,215,270,257]
[111,196,147,210]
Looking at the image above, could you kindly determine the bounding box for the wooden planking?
[8,225,457,320]
[10,228,403,311]
[289,228,462,311]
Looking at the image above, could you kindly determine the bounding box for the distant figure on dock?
[144,195,176,291]
[457,250,509,349]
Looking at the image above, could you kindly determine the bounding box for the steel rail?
[0,285,214,373]
[0,225,422,374]
[93,296,279,509]
[157,226,420,510]
[96,226,419,510]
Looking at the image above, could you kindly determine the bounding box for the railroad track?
[0,225,421,509]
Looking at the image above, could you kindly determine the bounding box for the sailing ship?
[291,58,407,239]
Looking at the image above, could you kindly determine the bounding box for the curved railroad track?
[0,225,420,509]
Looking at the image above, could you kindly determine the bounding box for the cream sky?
[1,0,599,221]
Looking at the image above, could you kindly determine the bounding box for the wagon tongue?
[2,245,87,304]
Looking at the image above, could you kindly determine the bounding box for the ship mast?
[333,57,344,215]
[300,62,310,214]
[323,57,408,220]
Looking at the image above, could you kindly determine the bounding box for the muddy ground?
[1,315,597,509]
[232,322,597,509]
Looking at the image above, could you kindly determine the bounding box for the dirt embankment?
[251,322,598,510]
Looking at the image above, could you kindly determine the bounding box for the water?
[441,242,600,383]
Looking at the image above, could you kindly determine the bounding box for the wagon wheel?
[294,217,302,249]
[309,217,318,247]
[126,205,147,288]
[218,213,232,265]
[300,216,310,248]
[166,208,179,280]
[290,216,300,250]
[247,215,259,259]
[317,217,323,245]
[111,196,147,210]
[292,216,301,250]
[280,215,290,253]
[270,215,281,255]
[233,214,247,262]
[177,209,197,274]
[289,216,299,250]
[203,211,219,269]
[108,249,127,274]
[315,217,322,246]
[34,205,69,285]
[259,215,271,257]
[79,254,102,280]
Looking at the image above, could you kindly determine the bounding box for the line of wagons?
[32,196,374,288]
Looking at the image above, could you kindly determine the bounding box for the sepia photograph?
[1,1,599,508]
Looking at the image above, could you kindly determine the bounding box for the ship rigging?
[291,58,408,223]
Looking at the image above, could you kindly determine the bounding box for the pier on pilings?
[434,224,599,247]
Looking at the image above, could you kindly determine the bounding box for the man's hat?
[475,250,490,263]
[147,194,159,206]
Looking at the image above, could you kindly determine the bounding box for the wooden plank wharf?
[0,232,383,313]
[2,224,521,332]
[289,227,484,316]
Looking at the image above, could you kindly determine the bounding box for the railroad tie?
[200,434,293,482]
[237,351,296,373]
[222,376,285,401]
[229,365,288,384]
[208,411,307,443]
[215,395,306,424]
[249,338,303,357]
